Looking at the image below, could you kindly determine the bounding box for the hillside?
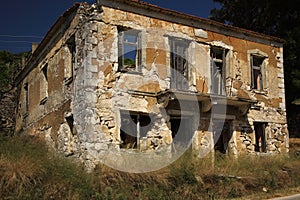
[1,134,300,199]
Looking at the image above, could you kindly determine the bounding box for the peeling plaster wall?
[15,2,288,169]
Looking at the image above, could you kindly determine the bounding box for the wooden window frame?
[211,47,227,95]
[118,29,142,72]
[120,111,153,149]
[251,55,265,91]
[169,38,189,90]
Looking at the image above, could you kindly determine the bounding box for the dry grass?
[0,134,300,199]
[0,155,45,195]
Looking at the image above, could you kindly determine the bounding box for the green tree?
[210,0,300,135]
[0,51,15,91]
[0,51,30,94]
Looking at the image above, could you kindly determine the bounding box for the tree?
[0,50,30,134]
[210,0,300,136]
[0,51,14,91]
[0,51,30,94]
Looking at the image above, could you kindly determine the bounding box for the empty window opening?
[65,114,74,134]
[120,112,153,149]
[42,64,48,81]
[254,122,267,152]
[213,121,232,154]
[118,28,142,72]
[65,36,75,83]
[170,115,192,149]
[170,38,189,90]
[24,83,29,114]
[40,64,48,105]
[251,56,264,91]
[211,47,227,95]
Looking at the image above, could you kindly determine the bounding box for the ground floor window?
[254,122,267,152]
[120,111,153,149]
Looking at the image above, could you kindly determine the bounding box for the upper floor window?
[211,47,227,95]
[118,29,142,72]
[24,83,29,114]
[251,55,265,91]
[65,36,75,84]
[170,38,189,90]
[40,63,48,105]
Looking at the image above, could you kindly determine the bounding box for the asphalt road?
[270,193,300,200]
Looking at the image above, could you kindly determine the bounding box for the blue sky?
[0,0,219,54]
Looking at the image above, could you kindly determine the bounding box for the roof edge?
[97,0,284,45]
[14,3,82,86]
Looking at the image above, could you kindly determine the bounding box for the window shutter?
[118,32,124,71]
[137,31,142,71]
[222,49,226,95]
[183,44,189,90]
[250,56,254,88]
[210,53,214,93]
[64,46,73,83]
[170,39,175,89]
[262,61,268,90]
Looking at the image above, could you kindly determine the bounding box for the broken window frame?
[120,111,153,149]
[118,28,142,73]
[40,63,48,105]
[169,37,190,90]
[210,46,227,96]
[251,55,265,91]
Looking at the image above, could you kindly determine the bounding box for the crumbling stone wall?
[0,89,17,134]
[14,1,288,170]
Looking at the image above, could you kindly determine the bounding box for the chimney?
[31,43,39,54]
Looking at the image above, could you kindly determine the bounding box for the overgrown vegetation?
[1,134,300,199]
[0,50,30,93]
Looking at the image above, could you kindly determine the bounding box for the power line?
[0,34,43,38]
[0,46,31,48]
[0,40,39,43]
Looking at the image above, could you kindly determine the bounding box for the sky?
[0,0,220,54]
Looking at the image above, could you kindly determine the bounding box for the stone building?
[15,0,288,171]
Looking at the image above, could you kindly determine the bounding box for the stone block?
[194,29,208,38]
[278,83,285,89]
[95,143,108,150]
[84,142,95,150]
[89,23,98,32]
[87,64,98,73]
[85,79,99,88]
[277,73,284,78]
[87,37,98,45]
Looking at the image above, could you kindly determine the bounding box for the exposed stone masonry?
[14,1,288,170]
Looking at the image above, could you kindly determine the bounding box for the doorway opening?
[213,120,232,154]
[254,122,267,152]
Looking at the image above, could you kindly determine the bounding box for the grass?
[0,134,300,199]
